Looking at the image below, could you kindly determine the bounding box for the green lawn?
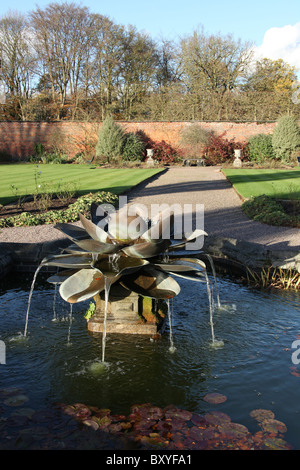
[0,164,163,205]
[223,168,300,200]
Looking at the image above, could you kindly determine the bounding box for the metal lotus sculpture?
[42,204,208,304]
[24,203,220,362]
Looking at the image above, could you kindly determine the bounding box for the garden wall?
[0,120,283,159]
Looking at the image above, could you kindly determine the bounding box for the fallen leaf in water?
[108,422,123,433]
[94,408,111,418]
[289,366,300,377]
[191,413,207,427]
[4,395,29,407]
[82,419,99,430]
[164,408,193,421]
[203,393,227,404]
[189,426,210,441]
[218,422,249,439]
[260,419,287,434]
[262,437,292,450]
[250,409,275,422]
[204,411,231,426]
[154,420,172,434]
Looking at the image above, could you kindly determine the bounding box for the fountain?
[24,201,222,361]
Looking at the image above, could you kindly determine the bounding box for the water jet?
[25,202,222,362]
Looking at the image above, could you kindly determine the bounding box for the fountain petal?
[155,257,206,273]
[68,238,120,254]
[156,259,206,282]
[139,208,175,242]
[64,245,88,254]
[41,253,94,269]
[54,221,120,254]
[107,210,148,243]
[95,254,149,279]
[121,239,171,259]
[59,268,106,303]
[79,213,114,244]
[47,269,79,284]
[168,229,208,250]
[120,265,181,299]
[54,223,89,240]
[168,272,206,282]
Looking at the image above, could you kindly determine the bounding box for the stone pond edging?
[203,236,300,273]
[0,235,299,280]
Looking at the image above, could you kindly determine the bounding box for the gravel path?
[0,167,299,251]
[127,167,300,251]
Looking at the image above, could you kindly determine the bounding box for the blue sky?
[1,0,300,71]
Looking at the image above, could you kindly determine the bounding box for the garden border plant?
[246,266,300,291]
[0,191,118,228]
[242,195,300,228]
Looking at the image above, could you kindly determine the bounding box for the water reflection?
[0,271,300,448]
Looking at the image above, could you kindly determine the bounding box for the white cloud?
[253,23,300,73]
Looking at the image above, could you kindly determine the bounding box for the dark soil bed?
[0,196,78,219]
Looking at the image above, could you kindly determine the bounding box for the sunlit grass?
[223,168,300,200]
[0,164,163,205]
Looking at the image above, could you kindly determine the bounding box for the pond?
[0,269,300,450]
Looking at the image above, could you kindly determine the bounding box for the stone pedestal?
[87,284,166,335]
[146,148,155,167]
[233,149,242,168]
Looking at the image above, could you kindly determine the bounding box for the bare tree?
[117,26,158,119]
[0,11,37,119]
[180,27,254,119]
[88,14,125,119]
[31,2,93,119]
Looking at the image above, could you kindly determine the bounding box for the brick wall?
[0,120,281,159]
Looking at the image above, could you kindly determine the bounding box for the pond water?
[0,269,300,450]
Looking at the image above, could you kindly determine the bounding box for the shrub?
[96,116,125,162]
[203,133,248,165]
[180,124,212,146]
[152,140,182,164]
[0,151,12,162]
[30,150,69,164]
[272,115,300,162]
[132,131,182,164]
[179,124,213,158]
[122,132,145,161]
[242,195,299,227]
[248,134,275,163]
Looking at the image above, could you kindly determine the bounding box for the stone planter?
[146,148,155,167]
[233,149,242,168]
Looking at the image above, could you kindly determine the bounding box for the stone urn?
[233,149,242,168]
[146,148,155,166]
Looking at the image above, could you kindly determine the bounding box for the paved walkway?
[127,167,300,251]
[0,167,299,252]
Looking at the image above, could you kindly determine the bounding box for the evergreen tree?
[95,116,125,162]
[272,115,300,161]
